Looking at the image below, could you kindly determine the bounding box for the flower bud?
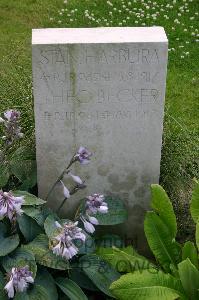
[88,215,99,225]
[60,180,70,198]
[69,172,83,185]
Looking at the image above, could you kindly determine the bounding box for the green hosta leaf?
[144,212,180,272]
[80,254,120,297]
[96,246,157,273]
[44,214,60,238]
[10,160,37,190]
[110,270,187,300]
[35,267,58,300]
[0,270,7,300]
[14,284,49,300]
[196,222,199,251]
[10,146,37,190]
[12,191,46,206]
[0,223,19,256]
[0,163,10,188]
[56,278,88,300]
[95,234,124,248]
[74,232,95,255]
[17,214,44,242]
[190,179,199,223]
[69,266,99,291]
[0,270,5,289]
[151,184,177,238]
[1,247,37,278]
[78,196,127,225]
[23,206,48,227]
[24,234,69,270]
[178,258,199,300]
[182,241,199,269]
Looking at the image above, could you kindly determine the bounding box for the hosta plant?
[0,109,128,299]
[98,181,199,300]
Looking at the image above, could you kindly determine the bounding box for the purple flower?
[80,216,96,234]
[4,266,34,298]
[75,146,92,165]
[87,215,99,225]
[0,110,23,145]
[52,221,86,260]
[69,172,83,185]
[0,191,24,221]
[60,180,70,198]
[4,110,20,121]
[86,194,108,215]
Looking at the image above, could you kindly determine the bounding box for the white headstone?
[32,27,168,250]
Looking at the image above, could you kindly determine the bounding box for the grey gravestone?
[32,27,168,250]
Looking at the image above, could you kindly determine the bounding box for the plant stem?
[45,171,65,201]
[56,184,81,214]
[56,196,68,214]
[45,157,76,201]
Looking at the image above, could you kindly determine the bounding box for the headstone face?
[32,27,168,250]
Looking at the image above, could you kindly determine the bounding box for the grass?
[0,0,199,240]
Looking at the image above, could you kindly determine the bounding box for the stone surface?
[32,27,168,248]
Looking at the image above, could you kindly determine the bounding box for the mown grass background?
[0,0,198,241]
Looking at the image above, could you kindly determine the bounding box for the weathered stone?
[32,27,168,249]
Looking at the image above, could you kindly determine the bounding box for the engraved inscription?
[38,47,159,65]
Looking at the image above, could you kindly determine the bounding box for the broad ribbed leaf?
[80,254,120,297]
[69,266,99,291]
[56,278,88,300]
[17,214,44,242]
[78,196,127,225]
[178,258,199,300]
[151,184,177,238]
[0,270,7,300]
[23,207,47,227]
[14,285,49,300]
[96,234,124,248]
[0,163,9,188]
[96,246,156,273]
[35,268,58,300]
[0,223,19,256]
[196,222,199,251]
[12,191,46,206]
[190,179,199,223]
[10,160,37,190]
[110,271,187,300]
[24,234,69,270]
[10,146,37,189]
[182,241,199,269]
[144,212,180,272]
[44,214,60,238]
[1,247,37,278]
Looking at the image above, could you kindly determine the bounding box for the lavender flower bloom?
[4,266,34,298]
[60,180,70,198]
[86,194,108,215]
[1,110,23,145]
[4,110,20,121]
[80,216,95,234]
[52,221,86,260]
[0,191,24,221]
[87,215,99,225]
[75,146,92,164]
[69,172,83,185]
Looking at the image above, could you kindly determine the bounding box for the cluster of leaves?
[0,146,37,191]
[0,190,128,299]
[97,181,199,300]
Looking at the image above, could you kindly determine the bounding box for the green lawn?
[0,0,198,240]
